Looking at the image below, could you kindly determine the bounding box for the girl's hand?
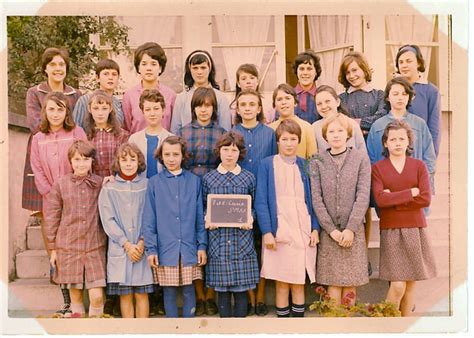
[411,187,420,197]
[49,250,57,267]
[137,240,145,255]
[240,223,252,230]
[263,233,276,250]
[147,255,159,268]
[197,250,207,266]
[330,230,342,243]
[339,229,354,248]
[309,230,319,247]
[102,175,115,186]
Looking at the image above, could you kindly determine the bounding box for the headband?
[398,45,418,56]
[188,51,212,68]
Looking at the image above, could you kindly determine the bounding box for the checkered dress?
[89,128,129,177]
[202,168,260,291]
[177,121,226,177]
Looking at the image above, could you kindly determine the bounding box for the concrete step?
[9,278,62,311]
[27,226,45,250]
[16,250,49,279]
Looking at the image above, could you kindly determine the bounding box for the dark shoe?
[255,302,268,316]
[247,303,256,316]
[113,297,121,317]
[103,298,115,316]
[55,303,72,318]
[205,299,218,315]
[195,300,205,316]
[368,261,373,277]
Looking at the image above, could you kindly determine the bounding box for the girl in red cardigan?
[371,120,436,316]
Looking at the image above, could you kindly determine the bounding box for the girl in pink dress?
[255,119,320,317]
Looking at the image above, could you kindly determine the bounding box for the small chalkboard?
[206,194,252,228]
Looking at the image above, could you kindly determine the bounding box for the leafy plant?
[7,16,130,115]
[309,285,402,317]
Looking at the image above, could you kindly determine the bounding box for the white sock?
[88,304,104,317]
[70,303,85,314]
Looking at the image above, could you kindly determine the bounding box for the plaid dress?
[22,82,81,211]
[177,121,226,177]
[89,128,129,177]
[202,165,260,292]
[44,173,106,285]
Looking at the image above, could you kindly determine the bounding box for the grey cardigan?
[309,147,371,233]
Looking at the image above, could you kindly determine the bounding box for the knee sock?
[61,287,71,305]
[217,291,232,318]
[291,303,305,317]
[276,305,290,317]
[70,303,85,315]
[182,284,196,318]
[88,304,104,317]
[163,287,178,318]
[233,291,248,317]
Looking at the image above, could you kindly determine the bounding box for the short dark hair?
[338,51,372,89]
[272,83,298,108]
[275,119,302,143]
[184,50,219,90]
[191,87,218,122]
[67,139,96,164]
[214,131,247,162]
[234,89,264,125]
[111,142,146,175]
[134,42,167,75]
[292,49,322,82]
[381,120,415,158]
[155,135,190,166]
[139,89,166,111]
[41,47,70,74]
[384,77,416,110]
[395,44,426,73]
[39,92,76,134]
[84,90,122,139]
[235,63,259,94]
[95,58,120,76]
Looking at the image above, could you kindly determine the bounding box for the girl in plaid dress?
[99,143,154,318]
[84,90,129,178]
[142,136,208,318]
[44,140,106,318]
[202,131,260,317]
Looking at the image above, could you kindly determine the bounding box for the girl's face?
[388,83,409,112]
[278,131,299,157]
[190,61,210,87]
[274,90,296,119]
[397,51,419,80]
[384,128,409,158]
[45,55,67,84]
[139,53,161,83]
[45,99,67,131]
[71,151,93,177]
[220,143,240,168]
[162,142,183,172]
[143,100,164,128]
[297,60,316,89]
[119,152,139,176]
[345,61,367,89]
[195,100,213,125]
[236,94,261,123]
[315,91,340,118]
[326,120,348,151]
[237,71,258,91]
[90,100,112,128]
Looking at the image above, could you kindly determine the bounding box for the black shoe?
[247,303,256,316]
[368,261,373,277]
[205,299,218,315]
[55,303,72,318]
[113,297,121,317]
[255,302,268,316]
[103,298,115,316]
[195,300,205,316]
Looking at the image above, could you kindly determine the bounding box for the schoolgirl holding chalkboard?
[201,131,260,317]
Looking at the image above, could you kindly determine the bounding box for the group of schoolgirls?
[24,40,440,319]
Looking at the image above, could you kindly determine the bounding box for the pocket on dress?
[275,214,292,244]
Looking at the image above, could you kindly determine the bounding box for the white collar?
[347,84,373,94]
[217,163,241,175]
[169,169,183,176]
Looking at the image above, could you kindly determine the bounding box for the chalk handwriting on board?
[206,194,252,228]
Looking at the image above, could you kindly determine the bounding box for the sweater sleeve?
[98,185,129,247]
[371,163,414,207]
[72,95,88,128]
[142,179,158,256]
[306,124,318,158]
[426,86,441,157]
[360,90,386,131]
[43,181,63,251]
[309,159,337,233]
[255,161,273,235]
[30,135,51,196]
[395,161,432,210]
[195,179,207,251]
[345,154,371,232]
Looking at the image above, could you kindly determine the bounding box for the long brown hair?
[84,90,121,139]
[39,92,76,134]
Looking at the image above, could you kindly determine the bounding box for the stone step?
[16,250,49,279]
[27,226,45,250]
[9,278,63,312]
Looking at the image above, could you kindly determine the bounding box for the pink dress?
[260,155,317,284]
